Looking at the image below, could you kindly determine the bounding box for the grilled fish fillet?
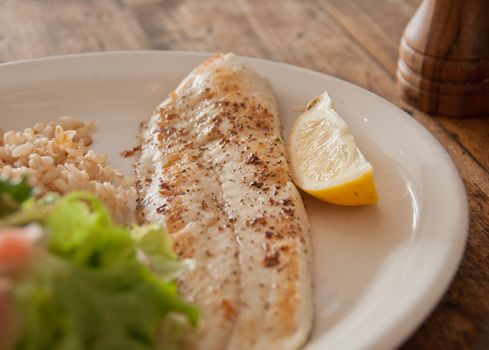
[135,53,313,350]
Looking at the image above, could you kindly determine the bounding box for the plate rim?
[0,50,470,350]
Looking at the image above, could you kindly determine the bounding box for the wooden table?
[0,0,487,348]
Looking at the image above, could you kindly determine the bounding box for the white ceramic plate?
[0,51,468,350]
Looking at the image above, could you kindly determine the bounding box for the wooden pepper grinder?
[397,0,489,117]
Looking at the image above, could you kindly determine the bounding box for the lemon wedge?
[288,92,378,205]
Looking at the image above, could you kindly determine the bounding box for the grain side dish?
[0,117,135,224]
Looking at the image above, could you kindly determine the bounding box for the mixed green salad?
[0,177,198,350]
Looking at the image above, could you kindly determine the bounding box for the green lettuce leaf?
[0,176,33,217]
[0,193,59,228]
[131,225,186,281]
[9,192,198,350]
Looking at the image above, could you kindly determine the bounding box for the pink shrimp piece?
[0,231,33,276]
[0,226,42,349]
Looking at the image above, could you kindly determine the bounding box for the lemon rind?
[302,170,378,206]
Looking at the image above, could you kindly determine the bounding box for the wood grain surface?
[0,0,488,349]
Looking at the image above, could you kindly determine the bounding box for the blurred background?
[0,0,415,106]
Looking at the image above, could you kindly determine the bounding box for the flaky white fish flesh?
[135,53,313,350]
